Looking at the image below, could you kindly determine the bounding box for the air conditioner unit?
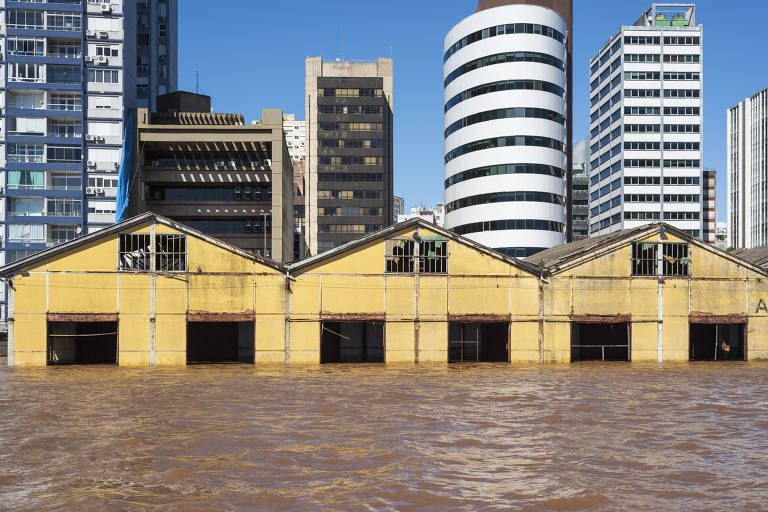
[96,56,108,64]
[84,56,94,63]
[113,162,120,169]
[95,187,104,194]
[95,135,105,142]
[85,134,96,142]
[100,3,112,13]
[98,31,109,39]
[86,30,97,38]
[86,187,96,195]
[159,16,167,23]
[87,161,96,168]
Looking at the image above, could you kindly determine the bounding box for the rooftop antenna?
[340,29,345,61]
[195,71,200,94]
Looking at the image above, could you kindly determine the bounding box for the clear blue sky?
[179,0,768,221]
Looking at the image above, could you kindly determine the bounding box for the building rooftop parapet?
[150,112,245,126]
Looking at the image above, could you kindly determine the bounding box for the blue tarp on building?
[115,109,134,222]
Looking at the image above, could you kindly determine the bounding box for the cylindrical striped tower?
[443,2,570,257]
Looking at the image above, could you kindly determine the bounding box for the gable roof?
[525,222,768,277]
[732,246,768,269]
[288,218,542,276]
[0,212,286,277]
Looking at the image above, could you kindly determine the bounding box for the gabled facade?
[4,215,768,366]
[527,223,768,362]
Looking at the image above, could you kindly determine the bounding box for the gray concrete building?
[305,57,394,255]
[127,93,294,263]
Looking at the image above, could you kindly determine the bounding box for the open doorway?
[571,322,630,362]
[186,321,254,363]
[47,321,118,365]
[448,322,508,363]
[690,323,745,361]
[320,321,384,363]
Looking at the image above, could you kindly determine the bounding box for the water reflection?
[1,360,767,511]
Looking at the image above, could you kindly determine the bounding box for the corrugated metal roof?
[733,247,768,269]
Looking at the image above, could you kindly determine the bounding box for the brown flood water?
[1,360,768,511]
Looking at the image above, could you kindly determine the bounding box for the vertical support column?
[657,239,664,362]
[284,276,291,364]
[149,222,156,365]
[7,280,14,366]
[414,273,420,364]
[538,277,545,363]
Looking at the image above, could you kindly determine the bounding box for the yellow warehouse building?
[3,212,768,366]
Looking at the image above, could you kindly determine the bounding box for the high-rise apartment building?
[0,0,177,322]
[443,0,572,257]
[281,114,306,162]
[588,4,702,238]
[393,195,404,222]
[135,0,178,112]
[305,57,394,255]
[727,86,768,249]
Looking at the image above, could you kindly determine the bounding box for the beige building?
[305,57,394,255]
[128,96,294,262]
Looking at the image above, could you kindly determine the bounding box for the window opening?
[119,233,151,270]
[385,238,448,274]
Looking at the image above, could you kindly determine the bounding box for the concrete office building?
[126,93,294,263]
[397,205,445,227]
[727,86,768,249]
[571,138,589,240]
[305,57,394,255]
[588,4,703,238]
[443,0,572,258]
[0,0,177,324]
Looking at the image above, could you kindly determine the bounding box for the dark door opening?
[47,321,118,365]
[320,321,384,363]
[690,323,745,361]
[187,321,254,363]
[571,322,630,362]
[448,322,508,362]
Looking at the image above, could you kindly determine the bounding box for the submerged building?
[3,212,768,366]
[588,3,703,238]
[443,0,573,257]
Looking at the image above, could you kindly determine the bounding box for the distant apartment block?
[397,205,444,227]
[588,4,703,238]
[305,57,394,255]
[127,93,294,262]
[727,86,768,249]
[393,195,404,222]
[702,169,716,243]
[571,138,589,240]
[282,114,306,162]
[135,0,178,111]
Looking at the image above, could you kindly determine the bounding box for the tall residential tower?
[588,4,703,237]
[727,86,768,249]
[443,1,572,257]
[0,0,177,322]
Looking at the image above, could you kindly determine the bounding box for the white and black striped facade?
[588,4,703,238]
[443,5,568,258]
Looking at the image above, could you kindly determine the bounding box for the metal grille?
[157,234,187,272]
[419,240,448,274]
[662,242,690,276]
[631,241,658,276]
[385,240,414,273]
[119,234,150,271]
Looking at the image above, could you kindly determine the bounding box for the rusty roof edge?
[0,212,287,277]
[288,219,542,277]
[530,223,768,278]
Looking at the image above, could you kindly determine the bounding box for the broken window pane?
[385,239,415,273]
[119,234,150,271]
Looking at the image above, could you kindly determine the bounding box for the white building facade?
[588,4,703,238]
[727,86,768,249]
[282,113,306,162]
[443,4,568,258]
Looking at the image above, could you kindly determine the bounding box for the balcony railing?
[150,158,272,170]
[15,0,82,4]
[8,155,45,163]
[8,184,82,191]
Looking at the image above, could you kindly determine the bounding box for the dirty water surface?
[1,360,767,511]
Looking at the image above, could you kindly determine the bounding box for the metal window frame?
[385,237,449,275]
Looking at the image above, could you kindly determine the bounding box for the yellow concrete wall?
[385,320,415,363]
[509,321,539,362]
[631,322,658,362]
[418,321,447,363]
[289,321,320,364]
[155,314,186,365]
[118,314,150,366]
